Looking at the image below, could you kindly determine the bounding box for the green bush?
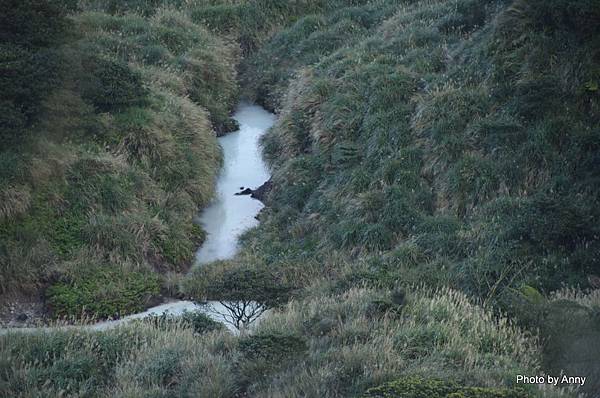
[46,267,161,319]
[506,0,600,38]
[0,45,63,143]
[363,377,531,398]
[238,332,307,362]
[81,56,148,112]
[185,261,292,307]
[0,0,77,142]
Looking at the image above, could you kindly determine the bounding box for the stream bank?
[1,103,276,332]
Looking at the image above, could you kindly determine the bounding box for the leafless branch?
[202,301,267,330]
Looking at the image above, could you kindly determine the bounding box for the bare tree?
[202,300,267,330]
[187,263,291,330]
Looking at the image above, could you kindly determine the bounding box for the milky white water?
[1,103,275,334]
[195,103,275,264]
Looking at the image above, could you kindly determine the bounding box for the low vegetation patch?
[46,267,161,319]
[364,377,530,398]
[0,287,544,397]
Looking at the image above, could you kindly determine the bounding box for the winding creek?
[3,103,276,333]
[195,104,274,265]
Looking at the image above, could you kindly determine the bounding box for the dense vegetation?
[1,287,544,397]
[1,0,599,397]
[232,0,600,393]
[0,0,235,317]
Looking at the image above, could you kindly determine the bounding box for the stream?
[2,103,275,333]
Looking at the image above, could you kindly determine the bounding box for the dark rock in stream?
[250,178,272,201]
[215,117,240,136]
[234,179,273,202]
[235,188,253,196]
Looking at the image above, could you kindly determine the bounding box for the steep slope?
[217,0,600,393]
[0,1,236,318]
[243,0,600,300]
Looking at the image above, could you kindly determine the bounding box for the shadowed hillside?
[0,0,235,318]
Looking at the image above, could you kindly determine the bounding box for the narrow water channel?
[195,104,274,265]
[93,103,276,331]
[3,103,275,333]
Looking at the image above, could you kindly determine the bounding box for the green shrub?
[238,332,307,362]
[363,377,531,398]
[237,332,308,391]
[81,56,148,112]
[46,267,161,319]
[0,0,76,47]
[0,0,77,141]
[185,261,292,307]
[0,44,63,143]
[504,0,600,38]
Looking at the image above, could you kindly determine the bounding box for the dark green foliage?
[81,56,148,112]
[0,1,77,47]
[506,0,600,38]
[0,45,62,142]
[46,267,161,319]
[186,262,291,307]
[0,150,29,185]
[237,332,308,391]
[238,332,307,362]
[0,0,78,143]
[363,377,531,398]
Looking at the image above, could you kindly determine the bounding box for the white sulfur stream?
[1,103,275,334]
[195,103,274,264]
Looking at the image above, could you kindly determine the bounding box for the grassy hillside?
[0,0,237,318]
[1,287,545,397]
[242,0,600,301]
[236,0,599,392]
[1,0,599,397]
[192,0,600,394]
